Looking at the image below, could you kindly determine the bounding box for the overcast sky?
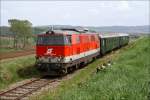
[1,1,149,26]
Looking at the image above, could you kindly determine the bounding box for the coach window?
[103,39,105,46]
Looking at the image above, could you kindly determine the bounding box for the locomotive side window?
[95,35,99,41]
[91,35,95,41]
[76,36,80,43]
[65,35,72,45]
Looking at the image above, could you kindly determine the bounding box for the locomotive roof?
[99,33,129,38]
[37,27,99,36]
[38,30,98,36]
[37,26,129,37]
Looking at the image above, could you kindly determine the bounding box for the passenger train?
[35,27,129,75]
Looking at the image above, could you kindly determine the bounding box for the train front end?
[35,31,72,75]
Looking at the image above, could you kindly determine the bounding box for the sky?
[0,1,149,26]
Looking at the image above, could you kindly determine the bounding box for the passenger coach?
[99,33,129,54]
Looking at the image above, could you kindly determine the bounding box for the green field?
[0,37,149,100]
[0,48,25,53]
[32,37,150,100]
[0,36,35,53]
[0,55,39,89]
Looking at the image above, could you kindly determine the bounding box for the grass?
[0,48,24,53]
[0,37,14,48]
[0,36,35,53]
[32,37,150,100]
[0,55,40,90]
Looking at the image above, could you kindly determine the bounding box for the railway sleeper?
[7,91,25,94]
[2,93,21,97]
[29,81,46,84]
[20,87,35,91]
[15,88,30,93]
[22,86,40,89]
[0,96,17,100]
[29,81,48,85]
[10,91,25,95]
[29,83,45,86]
[29,83,48,87]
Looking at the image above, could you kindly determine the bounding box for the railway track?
[0,78,57,100]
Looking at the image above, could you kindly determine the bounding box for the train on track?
[35,27,129,75]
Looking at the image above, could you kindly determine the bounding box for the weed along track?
[0,77,60,100]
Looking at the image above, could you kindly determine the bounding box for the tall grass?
[59,37,150,100]
[0,55,40,89]
[36,37,150,100]
[0,36,35,53]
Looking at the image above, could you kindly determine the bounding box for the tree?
[8,19,32,49]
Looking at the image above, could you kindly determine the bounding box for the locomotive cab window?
[37,35,71,45]
[65,35,72,45]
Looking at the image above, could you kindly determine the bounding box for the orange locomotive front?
[35,29,100,75]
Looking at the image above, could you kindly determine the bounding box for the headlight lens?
[57,56,62,62]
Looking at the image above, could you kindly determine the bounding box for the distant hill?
[34,25,150,35]
[86,25,150,34]
[0,26,12,36]
[0,25,149,36]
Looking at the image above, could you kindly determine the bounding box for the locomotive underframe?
[36,52,100,75]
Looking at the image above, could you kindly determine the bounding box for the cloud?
[88,9,100,15]
[118,1,130,11]
[1,1,149,26]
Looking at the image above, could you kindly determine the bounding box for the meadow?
[0,55,39,89]
[34,37,150,100]
[0,36,35,53]
[0,37,149,100]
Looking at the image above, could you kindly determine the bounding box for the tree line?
[8,19,33,49]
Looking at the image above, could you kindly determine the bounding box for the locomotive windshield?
[37,35,71,45]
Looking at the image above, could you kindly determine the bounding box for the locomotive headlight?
[57,57,61,62]
[57,56,63,62]
[57,58,61,62]
[36,57,43,62]
[39,57,44,62]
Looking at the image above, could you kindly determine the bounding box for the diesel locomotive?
[35,27,129,75]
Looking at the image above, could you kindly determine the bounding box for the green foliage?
[0,37,14,48]
[0,55,40,90]
[36,37,150,100]
[0,48,23,53]
[58,37,150,100]
[33,27,47,34]
[0,36,35,53]
[8,19,33,48]
[8,19,32,37]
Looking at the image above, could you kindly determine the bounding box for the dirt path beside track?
[0,49,35,60]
